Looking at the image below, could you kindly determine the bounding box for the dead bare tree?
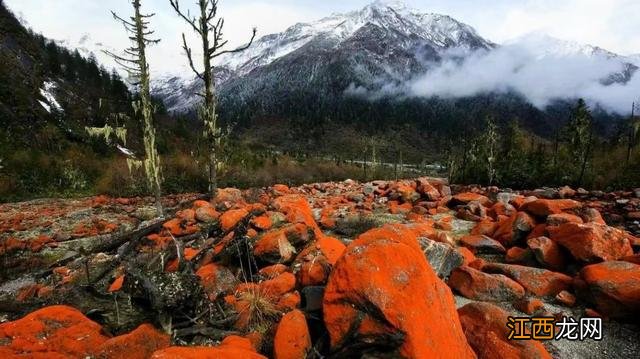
[169,0,256,198]
[105,0,164,216]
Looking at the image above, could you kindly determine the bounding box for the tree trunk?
[133,0,163,216]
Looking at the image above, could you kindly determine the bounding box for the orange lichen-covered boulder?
[548,222,633,263]
[273,195,320,234]
[254,224,314,264]
[483,263,572,297]
[0,305,108,358]
[448,266,525,302]
[294,236,346,287]
[151,335,266,359]
[94,323,170,359]
[323,228,475,358]
[577,261,640,319]
[163,218,198,237]
[196,263,238,301]
[213,188,244,205]
[527,236,567,271]
[451,192,491,206]
[220,208,249,232]
[458,302,551,359]
[546,212,583,226]
[273,309,311,359]
[520,199,581,217]
[195,205,220,223]
[459,234,506,254]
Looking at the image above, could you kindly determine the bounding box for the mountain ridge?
[152,1,637,115]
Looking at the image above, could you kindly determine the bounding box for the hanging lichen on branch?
[104,0,164,216]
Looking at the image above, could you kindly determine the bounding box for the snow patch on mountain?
[39,81,63,113]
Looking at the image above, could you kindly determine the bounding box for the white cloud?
[405,37,639,114]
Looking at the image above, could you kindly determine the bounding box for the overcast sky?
[5,0,640,74]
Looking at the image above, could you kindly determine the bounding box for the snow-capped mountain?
[151,0,637,114]
[214,0,492,76]
[153,0,494,113]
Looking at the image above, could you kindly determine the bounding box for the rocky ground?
[0,178,639,358]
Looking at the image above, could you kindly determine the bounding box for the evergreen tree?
[566,99,593,187]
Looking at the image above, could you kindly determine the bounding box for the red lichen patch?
[471,219,498,236]
[108,275,125,293]
[196,263,238,301]
[260,272,296,298]
[323,228,475,358]
[94,323,170,359]
[184,248,200,261]
[220,208,250,232]
[520,199,581,217]
[0,237,27,255]
[458,302,551,359]
[504,247,534,265]
[177,209,196,222]
[0,305,109,357]
[251,214,273,230]
[146,233,173,249]
[151,335,266,359]
[195,206,220,223]
[294,236,346,287]
[546,212,584,226]
[162,218,199,237]
[213,188,245,205]
[272,195,320,235]
[258,264,289,279]
[16,284,44,302]
[578,261,640,319]
[253,224,314,264]
[273,309,311,359]
[548,222,633,263]
[272,184,291,195]
[527,236,567,271]
[29,235,54,252]
[448,266,525,302]
[483,263,572,297]
[555,290,577,307]
[457,247,477,266]
[452,192,491,206]
[513,298,545,315]
[276,291,301,312]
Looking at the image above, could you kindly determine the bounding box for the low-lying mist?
[349,35,640,114]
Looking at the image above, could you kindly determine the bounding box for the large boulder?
[448,266,526,302]
[151,335,266,359]
[483,263,572,297]
[458,302,551,359]
[520,199,581,217]
[527,236,567,271]
[294,235,346,287]
[419,238,464,278]
[548,222,634,263]
[323,226,475,358]
[0,305,109,358]
[459,235,506,254]
[273,310,312,359]
[577,261,640,320]
[95,323,170,359]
